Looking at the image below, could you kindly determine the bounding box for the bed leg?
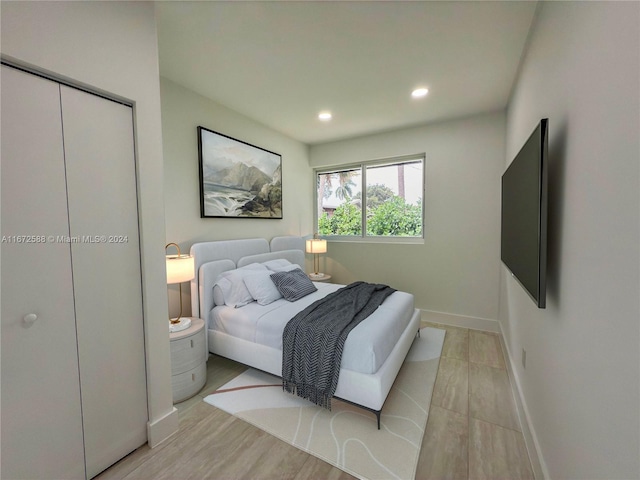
[417,329,421,338]
[376,411,381,430]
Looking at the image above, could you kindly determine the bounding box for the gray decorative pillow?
[270,268,317,302]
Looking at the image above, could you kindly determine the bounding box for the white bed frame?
[190,236,420,427]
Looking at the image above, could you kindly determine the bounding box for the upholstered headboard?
[270,235,305,252]
[189,236,306,320]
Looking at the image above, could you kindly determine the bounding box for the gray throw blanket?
[282,281,396,409]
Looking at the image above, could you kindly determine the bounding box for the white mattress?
[209,282,415,374]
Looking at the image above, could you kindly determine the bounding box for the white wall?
[0,1,177,446]
[160,78,314,316]
[310,112,505,323]
[502,2,639,478]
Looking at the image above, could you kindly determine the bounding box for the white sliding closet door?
[1,67,86,478]
[60,86,147,478]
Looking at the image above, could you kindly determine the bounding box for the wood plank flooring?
[97,323,534,479]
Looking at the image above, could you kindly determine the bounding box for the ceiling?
[156,1,538,145]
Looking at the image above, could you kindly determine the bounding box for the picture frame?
[197,126,282,219]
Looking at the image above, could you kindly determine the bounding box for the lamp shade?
[166,254,195,284]
[305,238,327,254]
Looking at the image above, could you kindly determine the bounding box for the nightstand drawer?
[170,328,206,375]
[172,361,207,403]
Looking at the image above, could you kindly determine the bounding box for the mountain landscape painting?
[198,127,282,219]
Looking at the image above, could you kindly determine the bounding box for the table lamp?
[165,242,195,333]
[305,236,327,279]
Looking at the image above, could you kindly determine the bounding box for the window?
[316,155,424,241]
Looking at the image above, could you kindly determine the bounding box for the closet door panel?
[60,86,147,478]
[1,66,86,479]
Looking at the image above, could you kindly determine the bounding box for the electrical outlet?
[522,348,527,369]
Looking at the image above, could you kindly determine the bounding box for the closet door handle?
[22,313,38,327]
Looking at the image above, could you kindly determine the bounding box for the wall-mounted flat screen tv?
[501,118,548,308]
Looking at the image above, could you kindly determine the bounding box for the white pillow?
[214,263,268,308]
[262,258,292,271]
[243,272,282,305]
[269,263,302,273]
[213,285,226,306]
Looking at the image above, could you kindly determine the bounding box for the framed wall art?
[197,126,282,219]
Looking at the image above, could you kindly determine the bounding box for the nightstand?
[308,273,332,282]
[170,317,207,403]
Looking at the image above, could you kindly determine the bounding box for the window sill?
[322,236,425,246]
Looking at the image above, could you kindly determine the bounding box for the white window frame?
[314,154,426,244]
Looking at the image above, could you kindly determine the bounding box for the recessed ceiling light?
[318,111,332,121]
[411,88,429,98]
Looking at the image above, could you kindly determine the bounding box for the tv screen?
[501,119,548,308]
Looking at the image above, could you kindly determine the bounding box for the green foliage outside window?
[367,196,422,236]
[354,184,395,210]
[318,203,362,235]
[319,194,421,237]
[317,159,424,239]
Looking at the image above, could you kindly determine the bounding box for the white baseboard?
[146,407,179,448]
[420,309,500,333]
[497,327,548,480]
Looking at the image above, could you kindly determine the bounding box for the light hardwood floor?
[97,322,534,479]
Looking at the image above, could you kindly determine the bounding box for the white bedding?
[191,237,421,418]
[209,281,415,374]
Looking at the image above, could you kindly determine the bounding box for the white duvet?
[209,282,415,374]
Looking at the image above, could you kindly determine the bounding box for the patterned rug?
[204,327,445,480]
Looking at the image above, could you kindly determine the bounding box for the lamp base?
[308,272,325,279]
[169,317,192,333]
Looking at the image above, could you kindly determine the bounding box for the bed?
[190,236,420,427]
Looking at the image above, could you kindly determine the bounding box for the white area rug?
[204,327,445,480]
